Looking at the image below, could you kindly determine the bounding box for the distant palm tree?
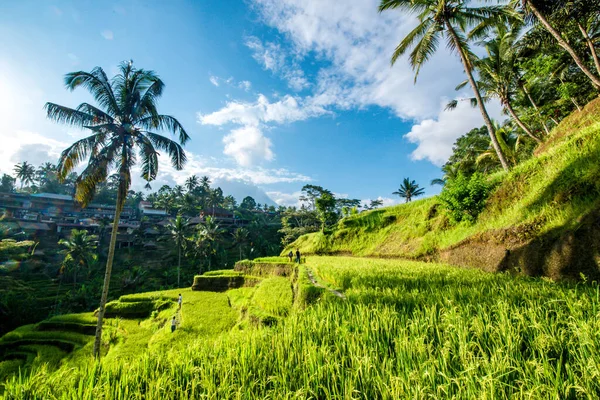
[369,199,384,209]
[431,164,461,186]
[13,161,36,189]
[185,175,199,192]
[167,215,188,287]
[232,227,249,261]
[45,61,189,358]
[379,0,511,171]
[393,178,425,203]
[59,229,98,287]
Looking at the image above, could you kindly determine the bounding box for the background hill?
[285,98,600,280]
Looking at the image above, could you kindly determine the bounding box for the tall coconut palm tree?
[379,0,511,171]
[195,216,224,271]
[45,61,189,358]
[512,0,600,88]
[232,227,249,261]
[167,215,188,287]
[58,229,98,287]
[13,161,36,189]
[393,178,425,203]
[449,24,543,145]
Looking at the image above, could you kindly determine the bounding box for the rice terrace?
[1,0,600,398]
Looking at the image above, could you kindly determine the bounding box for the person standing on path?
[288,250,294,263]
[295,249,301,264]
[171,316,177,333]
[178,294,182,310]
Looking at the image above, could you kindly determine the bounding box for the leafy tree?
[13,161,36,189]
[439,173,490,223]
[393,178,425,203]
[0,174,16,193]
[240,196,257,210]
[380,0,511,170]
[167,215,188,287]
[512,0,600,88]
[299,184,327,210]
[45,61,189,357]
[58,229,98,287]
[315,192,338,231]
[279,206,320,245]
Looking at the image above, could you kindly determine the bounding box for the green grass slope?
[286,99,600,279]
[3,256,599,398]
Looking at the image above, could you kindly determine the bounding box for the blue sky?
[0,0,501,206]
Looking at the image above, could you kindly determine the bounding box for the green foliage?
[439,173,490,223]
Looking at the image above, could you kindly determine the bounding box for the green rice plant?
[4,256,600,398]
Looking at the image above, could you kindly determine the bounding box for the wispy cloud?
[245,36,309,91]
[101,30,114,40]
[209,75,220,87]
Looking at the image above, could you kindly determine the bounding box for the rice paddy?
[2,256,599,399]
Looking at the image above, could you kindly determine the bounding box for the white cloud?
[199,93,329,166]
[0,131,68,175]
[223,125,274,167]
[238,80,252,91]
[405,99,503,166]
[101,30,114,40]
[266,190,303,207]
[245,36,309,91]
[209,75,220,87]
[199,93,328,127]
[248,0,462,121]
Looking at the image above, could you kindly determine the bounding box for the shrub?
[439,173,490,223]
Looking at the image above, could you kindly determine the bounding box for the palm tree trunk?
[239,246,242,261]
[504,100,542,144]
[92,187,124,358]
[527,2,600,88]
[446,22,509,171]
[521,83,550,134]
[578,22,600,79]
[177,244,181,287]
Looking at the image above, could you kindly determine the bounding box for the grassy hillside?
[2,256,599,398]
[286,99,600,279]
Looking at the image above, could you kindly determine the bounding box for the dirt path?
[306,267,346,300]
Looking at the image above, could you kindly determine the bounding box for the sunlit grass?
[3,256,600,398]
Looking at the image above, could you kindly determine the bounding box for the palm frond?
[409,23,441,81]
[64,67,119,117]
[137,115,190,145]
[76,103,114,123]
[45,103,96,127]
[445,100,459,111]
[143,131,187,170]
[57,133,105,181]
[391,18,434,65]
